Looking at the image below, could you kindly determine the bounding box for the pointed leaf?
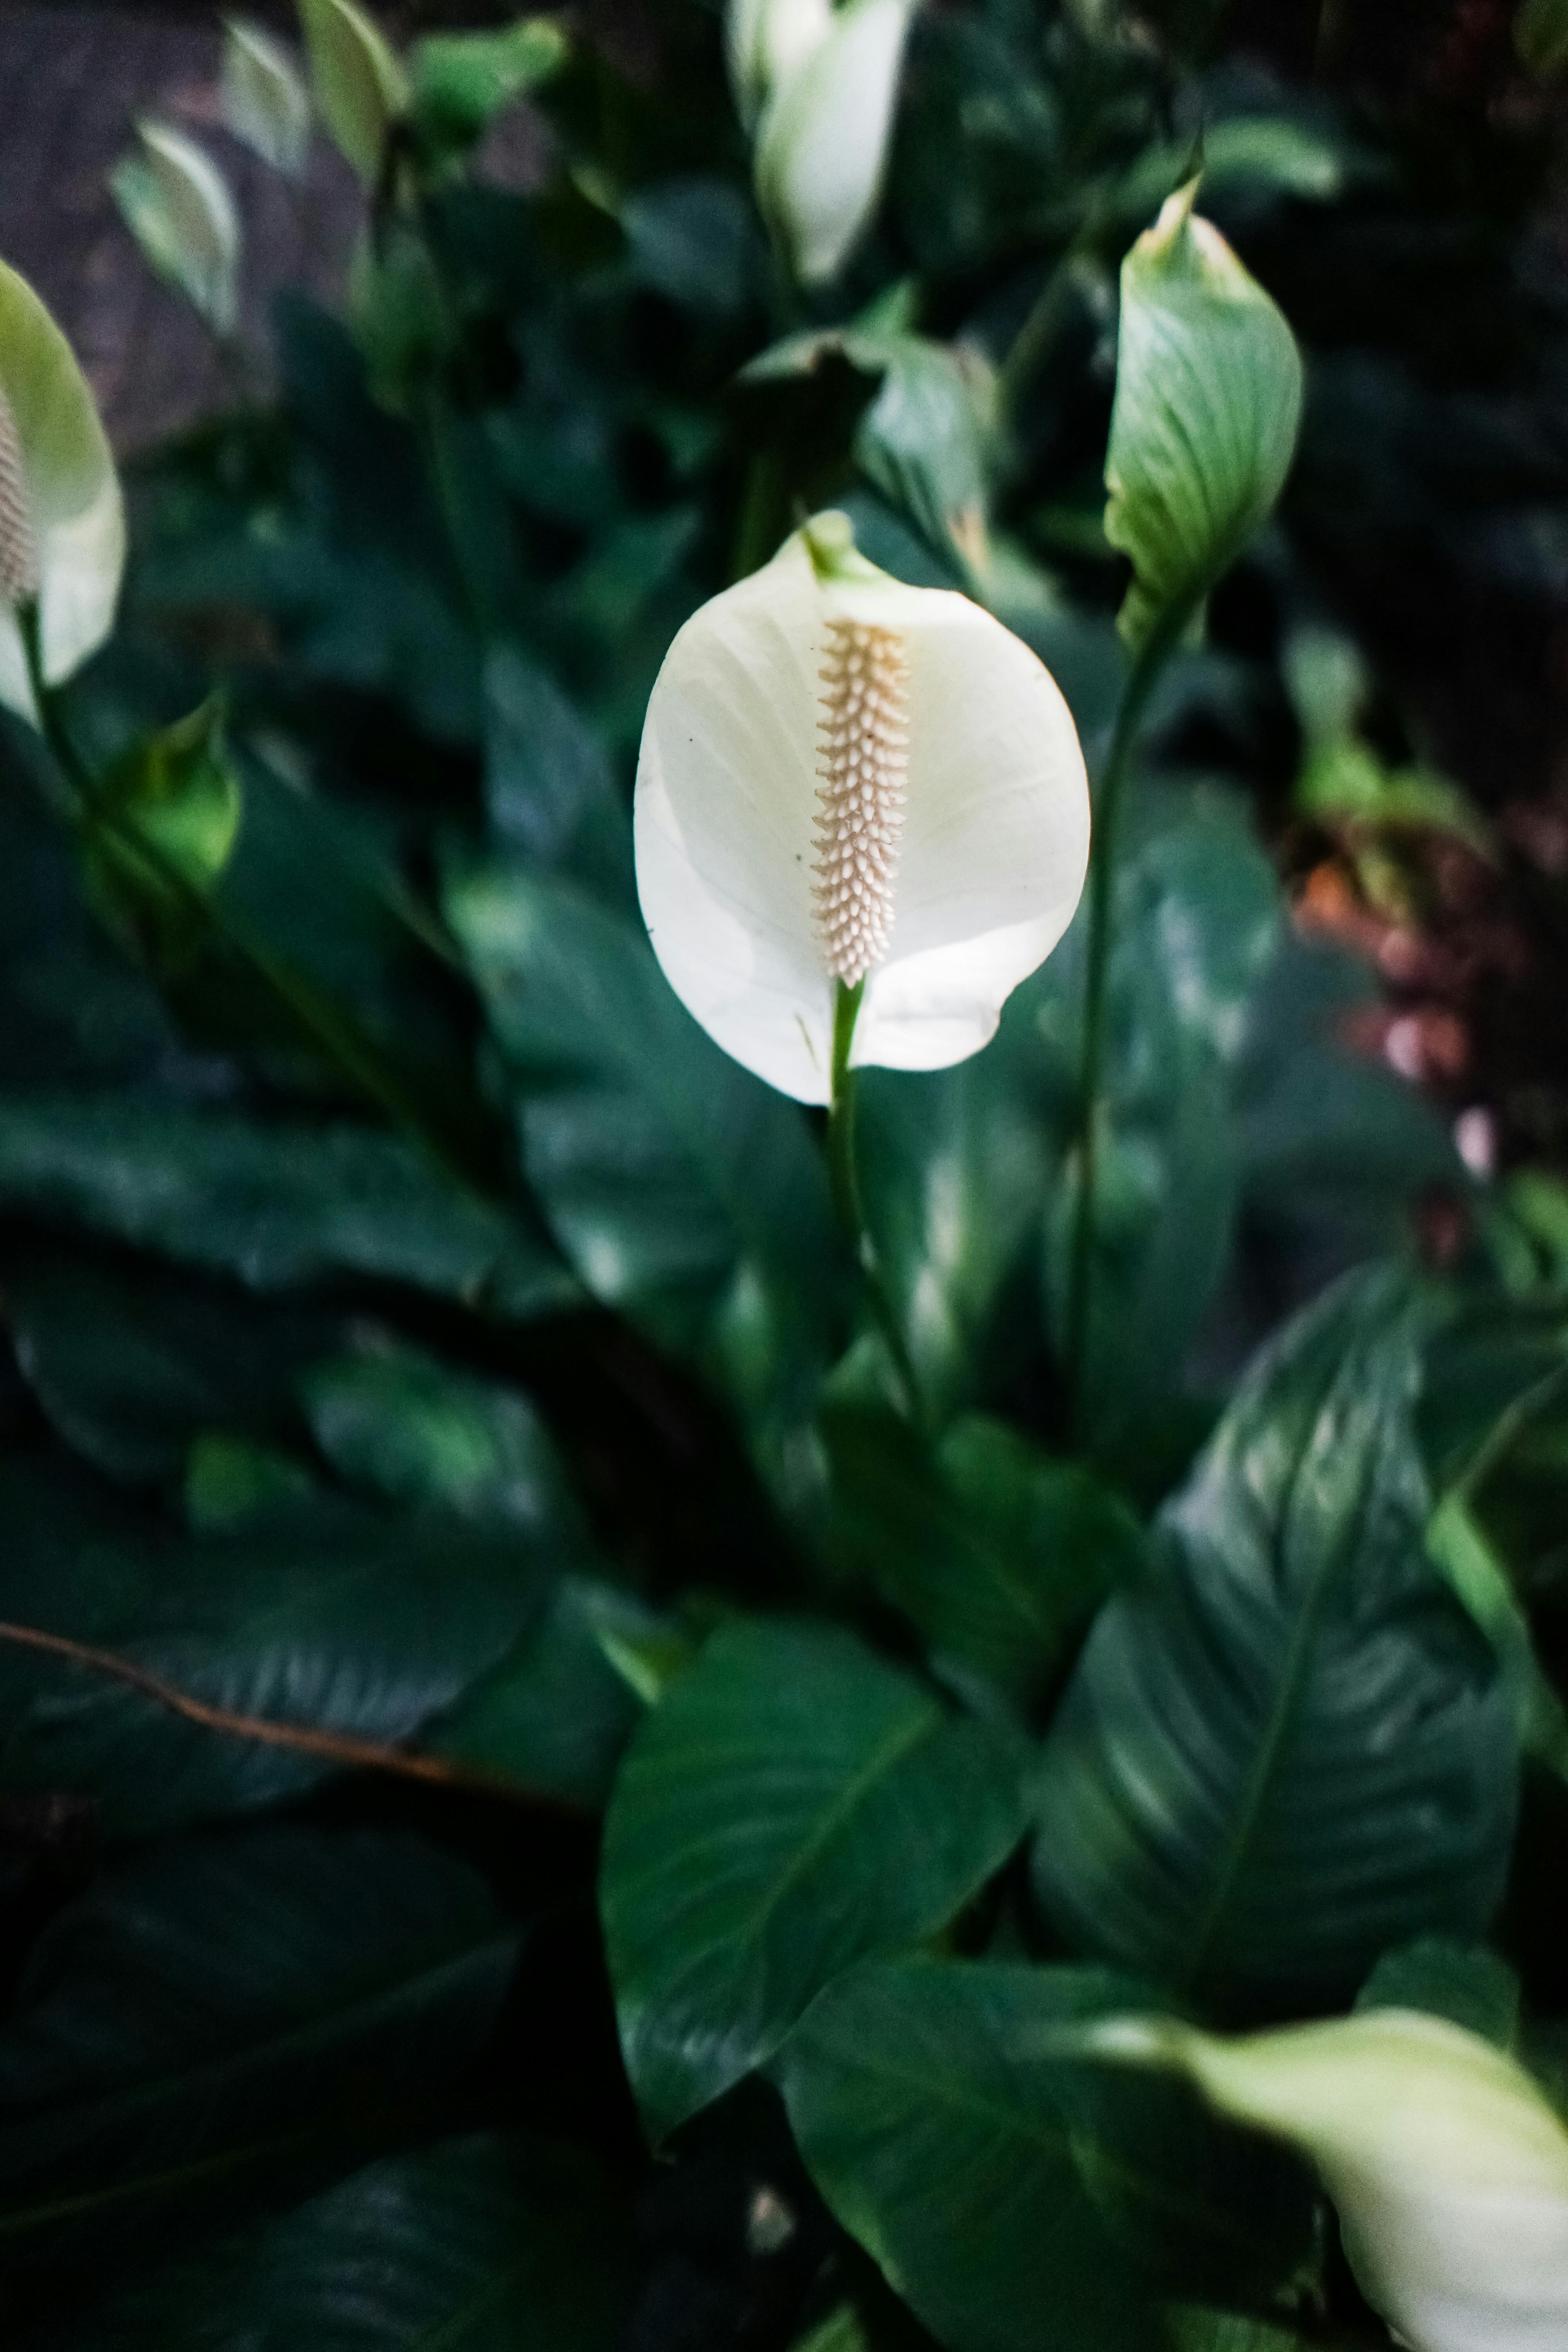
[1030,1270,1519,2013]
[600,1620,1027,2138]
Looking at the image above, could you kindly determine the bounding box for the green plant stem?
[827,978,924,1426]
[1062,618,1181,1434]
[17,606,481,1194]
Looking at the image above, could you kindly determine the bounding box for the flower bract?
[0,258,125,726]
[1093,2006,1568,2352]
[634,513,1089,1104]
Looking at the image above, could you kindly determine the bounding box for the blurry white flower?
[0,260,125,725]
[1093,2007,1568,2352]
[746,0,915,285]
[633,512,1089,1105]
[111,123,241,338]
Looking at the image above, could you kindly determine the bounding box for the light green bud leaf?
[298,0,410,187]
[111,123,241,338]
[1104,180,1303,652]
[1092,2007,1568,2352]
[726,0,833,135]
[633,510,1088,1103]
[80,695,243,969]
[0,258,125,724]
[410,18,568,152]
[221,17,312,177]
[754,0,915,286]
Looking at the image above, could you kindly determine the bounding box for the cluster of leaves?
[5,0,1568,2347]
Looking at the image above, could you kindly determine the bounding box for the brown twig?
[0,1619,586,1814]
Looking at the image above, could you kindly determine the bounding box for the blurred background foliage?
[6,0,1568,2346]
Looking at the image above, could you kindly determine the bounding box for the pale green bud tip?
[0,384,39,608]
[802,509,882,588]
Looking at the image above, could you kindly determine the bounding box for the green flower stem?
[16,605,485,1197]
[827,977,924,1426]
[1062,613,1183,1434]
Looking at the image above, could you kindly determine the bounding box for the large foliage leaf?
[0,1464,557,1831]
[445,858,845,1503]
[0,1827,519,2270]
[599,1619,1027,2138]
[776,1959,1313,2352]
[48,2132,632,2352]
[855,780,1278,1450]
[821,1405,1142,1707]
[1030,1270,1519,2013]
[0,1094,573,1316]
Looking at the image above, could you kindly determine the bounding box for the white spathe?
[754,0,913,286]
[1093,2007,1568,2352]
[0,260,125,726]
[633,514,1089,1105]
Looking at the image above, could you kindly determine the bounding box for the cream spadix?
[633,514,1089,1104]
[1091,2008,1568,2352]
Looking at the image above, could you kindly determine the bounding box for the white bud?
[753,0,915,287]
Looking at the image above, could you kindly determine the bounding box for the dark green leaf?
[0,1095,574,1316]
[822,1404,1142,1706]
[1356,1935,1521,2049]
[0,1466,555,1831]
[299,1336,588,1544]
[51,2131,632,2352]
[600,1620,1027,2138]
[2,1243,330,1486]
[776,1959,1313,2352]
[1030,1269,1519,2013]
[0,1827,518,2267]
[431,1575,654,1812]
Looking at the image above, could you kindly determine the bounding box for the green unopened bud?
[1103,181,1303,653]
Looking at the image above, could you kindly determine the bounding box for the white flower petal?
[633,518,1089,1103]
[1096,2008,1568,2352]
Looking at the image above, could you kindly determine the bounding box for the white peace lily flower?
[1092,2007,1568,2352]
[752,0,915,285]
[633,513,1089,1105]
[0,258,125,725]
